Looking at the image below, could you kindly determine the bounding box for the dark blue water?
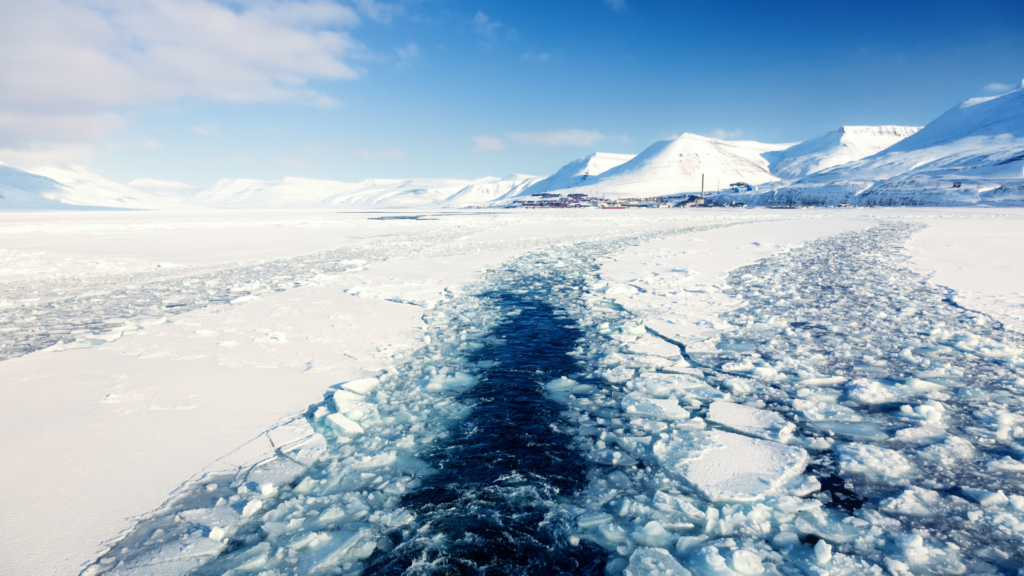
[364,294,605,576]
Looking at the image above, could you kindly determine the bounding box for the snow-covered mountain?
[195,174,541,209]
[515,152,636,197]
[713,80,1024,206]
[0,163,181,210]
[442,175,544,207]
[508,134,792,200]
[5,80,1021,211]
[0,164,71,209]
[766,126,920,179]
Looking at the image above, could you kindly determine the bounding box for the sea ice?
[624,547,693,576]
[631,372,727,403]
[706,401,795,443]
[653,429,808,502]
[834,442,914,481]
[621,392,690,421]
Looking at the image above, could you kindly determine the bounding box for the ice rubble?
[81,222,727,575]
[0,216,642,362]
[541,221,1023,575]
[85,221,1024,575]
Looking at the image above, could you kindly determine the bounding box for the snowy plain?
[0,208,1022,575]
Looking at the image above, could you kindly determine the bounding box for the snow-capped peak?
[767,125,921,179]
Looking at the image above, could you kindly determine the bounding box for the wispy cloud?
[473,11,501,38]
[192,125,222,137]
[984,82,1012,93]
[0,0,365,160]
[604,0,627,11]
[0,143,94,170]
[507,129,615,147]
[234,155,253,165]
[352,0,404,24]
[522,51,551,62]
[709,128,744,140]
[395,42,421,68]
[473,135,506,150]
[142,137,162,150]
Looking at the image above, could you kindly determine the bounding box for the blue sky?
[1,0,1021,189]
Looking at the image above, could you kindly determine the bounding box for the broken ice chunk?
[918,435,974,467]
[341,377,379,395]
[284,434,327,466]
[603,365,636,383]
[425,371,479,392]
[624,547,693,576]
[326,413,364,437]
[652,491,706,519]
[625,335,681,358]
[247,457,307,489]
[835,443,914,481]
[180,505,242,539]
[633,372,726,402]
[707,401,795,443]
[653,429,808,502]
[813,539,832,564]
[332,395,377,422]
[577,511,614,529]
[987,455,1024,472]
[844,379,898,404]
[730,549,765,574]
[589,449,639,467]
[631,521,676,548]
[544,377,576,392]
[808,420,888,441]
[963,488,1009,507]
[621,392,690,421]
[795,508,869,543]
[880,486,941,516]
[241,500,262,518]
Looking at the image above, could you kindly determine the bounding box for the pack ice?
[79,220,1024,576]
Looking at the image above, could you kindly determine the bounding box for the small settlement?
[509,192,731,209]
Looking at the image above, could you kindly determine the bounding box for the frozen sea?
[1,208,1023,576]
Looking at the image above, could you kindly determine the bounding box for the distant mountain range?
[2,80,1022,209]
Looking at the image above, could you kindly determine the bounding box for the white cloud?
[709,128,744,140]
[192,125,222,137]
[234,155,253,165]
[984,82,1012,93]
[604,0,627,10]
[473,11,501,38]
[0,0,365,160]
[395,42,420,68]
[0,143,95,170]
[142,137,162,150]
[352,0,405,24]
[507,129,610,147]
[522,52,551,62]
[0,112,122,148]
[473,136,506,150]
[128,178,195,189]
